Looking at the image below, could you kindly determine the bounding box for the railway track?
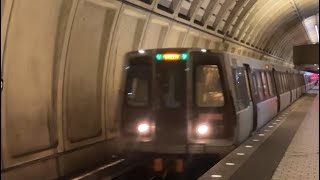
[69,154,220,180]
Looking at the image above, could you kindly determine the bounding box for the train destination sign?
[155,53,188,61]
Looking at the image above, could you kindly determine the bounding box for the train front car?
[120,49,236,158]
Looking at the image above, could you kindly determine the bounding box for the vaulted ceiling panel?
[127,0,318,63]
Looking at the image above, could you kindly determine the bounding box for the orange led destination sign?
[162,53,181,61]
[155,53,188,61]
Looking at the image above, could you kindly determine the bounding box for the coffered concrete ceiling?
[128,0,319,63]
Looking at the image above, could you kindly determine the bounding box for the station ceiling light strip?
[315,25,319,42]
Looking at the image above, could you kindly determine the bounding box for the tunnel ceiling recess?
[127,0,319,63]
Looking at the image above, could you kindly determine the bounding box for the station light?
[315,25,319,42]
[225,163,235,166]
[211,175,222,178]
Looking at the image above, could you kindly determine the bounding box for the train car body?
[120,48,316,158]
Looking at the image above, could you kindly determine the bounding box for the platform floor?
[199,87,319,180]
[272,88,319,180]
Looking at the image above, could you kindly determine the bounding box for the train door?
[155,61,187,145]
[243,64,258,133]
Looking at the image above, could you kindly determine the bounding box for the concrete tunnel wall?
[0,0,294,179]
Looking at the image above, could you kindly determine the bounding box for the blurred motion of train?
[120,48,317,169]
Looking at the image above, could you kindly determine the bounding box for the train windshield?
[196,65,224,107]
[126,64,150,107]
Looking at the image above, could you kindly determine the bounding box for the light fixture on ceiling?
[315,25,319,42]
[302,15,319,44]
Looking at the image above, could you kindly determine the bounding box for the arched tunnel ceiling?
[0,0,319,172]
[127,0,319,63]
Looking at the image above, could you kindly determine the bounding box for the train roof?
[125,48,305,73]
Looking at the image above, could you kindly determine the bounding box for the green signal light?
[156,54,162,61]
[181,53,188,60]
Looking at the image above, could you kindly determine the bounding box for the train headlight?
[196,124,209,135]
[137,123,150,134]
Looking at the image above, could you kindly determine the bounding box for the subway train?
[120,48,317,160]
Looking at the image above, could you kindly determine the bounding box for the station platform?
[199,86,319,180]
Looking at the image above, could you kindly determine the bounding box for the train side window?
[294,75,298,88]
[196,65,224,107]
[290,74,293,89]
[252,73,259,99]
[126,66,150,107]
[290,74,295,90]
[299,75,302,86]
[232,68,250,111]
[274,72,282,94]
[261,71,270,99]
[283,73,289,92]
[280,73,284,92]
[287,74,291,90]
[283,74,288,91]
[292,75,295,89]
[286,74,290,91]
[255,71,265,102]
[278,72,284,94]
[279,73,286,94]
[266,72,275,97]
[288,74,292,90]
[276,72,284,94]
[287,74,290,90]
